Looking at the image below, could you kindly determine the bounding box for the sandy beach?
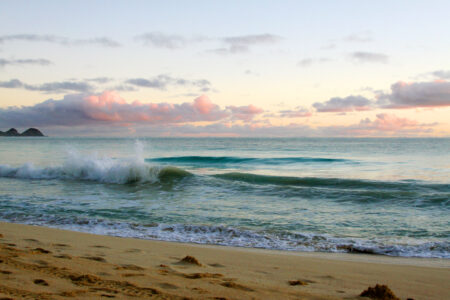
[0,222,448,300]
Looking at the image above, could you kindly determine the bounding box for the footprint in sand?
[158,282,179,289]
[31,248,52,254]
[33,259,49,266]
[54,254,72,259]
[220,281,254,292]
[289,279,315,286]
[90,245,111,249]
[33,279,49,286]
[124,248,142,253]
[52,243,71,248]
[183,272,223,279]
[121,273,145,278]
[115,264,145,271]
[81,256,107,262]
[208,263,225,268]
[23,238,41,244]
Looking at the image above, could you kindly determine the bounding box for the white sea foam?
[3,215,448,258]
[0,140,168,184]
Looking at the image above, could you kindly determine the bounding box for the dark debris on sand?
[179,256,202,266]
[288,280,308,286]
[360,284,400,300]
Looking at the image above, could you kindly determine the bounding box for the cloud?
[132,114,434,137]
[85,77,113,84]
[0,92,268,128]
[210,34,281,54]
[135,32,281,54]
[313,95,373,112]
[0,79,94,93]
[125,75,211,91]
[1,91,439,137]
[343,31,372,43]
[134,32,191,49]
[227,105,264,121]
[322,114,435,136]
[279,107,312,118]
[297,57,331,67]
[0,58,52,67]
[429,70,450,80]
[379,81,450,108]
[0,34,121,47]
[350,51,388,63]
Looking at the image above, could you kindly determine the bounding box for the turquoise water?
[0,137,449,258]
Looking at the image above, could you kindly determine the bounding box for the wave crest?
[148,155,349,165]
[0,151,191,184]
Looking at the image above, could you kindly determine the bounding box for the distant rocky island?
[0,128,45,137]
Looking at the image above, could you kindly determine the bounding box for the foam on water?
[0,141,190,184]
[2,215,447,258]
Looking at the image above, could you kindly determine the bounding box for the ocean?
[0,137,449,258]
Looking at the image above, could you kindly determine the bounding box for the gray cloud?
[0,58,52,67]
[135,32,281,54]
[297,57,331,67]
[378,81,450,108]
[279,107,312,118]
[343,31,372,43]
[0,34,121,47]
[430,70,450,80]
[85,77,113,84]
[313,95,373,112]
[0,79,94,93]
[350,51,388,63]
[126,75,211,91]
[209,34,282,54]
[135,32,190,49]
[0,75,212,94]
[312,80,450,112]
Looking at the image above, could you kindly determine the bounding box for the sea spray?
[0,142,190,184]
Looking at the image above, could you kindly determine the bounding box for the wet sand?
[0,222,448,299]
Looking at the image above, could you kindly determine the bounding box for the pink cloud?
[193,95,217,114]
[324,113,435,136]
[0,91,264,128]
[227,104,264,121]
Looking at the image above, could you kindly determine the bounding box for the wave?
[0,151,191,184]
[2,215,448,258]
[147,155,350,165]
[213,172,450,192]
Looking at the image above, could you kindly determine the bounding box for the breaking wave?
[213,172,449,192]
[0,150,191,184]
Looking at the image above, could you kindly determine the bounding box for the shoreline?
[1,222,449,299]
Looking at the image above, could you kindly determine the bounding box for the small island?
[0,128,45,137]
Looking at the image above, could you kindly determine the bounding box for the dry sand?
[0,222,448,299]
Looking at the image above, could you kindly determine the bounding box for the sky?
[0,0,449,137]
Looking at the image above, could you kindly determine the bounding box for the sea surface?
[0,137,449,258]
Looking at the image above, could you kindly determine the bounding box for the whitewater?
[0,137,449,258]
